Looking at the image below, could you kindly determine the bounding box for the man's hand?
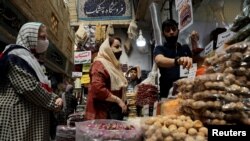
[178,56,193,69]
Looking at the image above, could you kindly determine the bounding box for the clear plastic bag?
[141,63,158,86]
[127,20,138,40]
[75,23,88,43]
[75,119,142,141]
[56,125,76,141]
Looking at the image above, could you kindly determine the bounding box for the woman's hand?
[116,98,127,113]
[106,95,127,113]
[55,98,63,111]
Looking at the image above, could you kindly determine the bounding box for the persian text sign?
[204,41,214,56]
[78,0,132,21]
[74,51,91,64]
[72,72,83,77]
[216,30,234,48]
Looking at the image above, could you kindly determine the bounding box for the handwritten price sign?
[216,31,234,48]
[204,41,214,56]
[74,51,91,64]
[72,72,83,77]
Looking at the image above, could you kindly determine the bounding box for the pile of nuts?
[176,42,250,125]
[141,115,208,141]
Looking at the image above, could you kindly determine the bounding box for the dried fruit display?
[136,83,158,107]
[176,42,250,125]
[75,119,142,141]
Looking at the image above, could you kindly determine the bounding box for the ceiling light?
[136,30,146,47]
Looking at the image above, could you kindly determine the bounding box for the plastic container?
[75,119,142,141]
[55,125,76,141]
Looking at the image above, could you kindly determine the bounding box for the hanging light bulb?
[136,30,146,47]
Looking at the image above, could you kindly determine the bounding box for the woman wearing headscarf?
[85,36,128,120]
[0,22,63,141]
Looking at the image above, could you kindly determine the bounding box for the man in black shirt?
[153,19,193,98]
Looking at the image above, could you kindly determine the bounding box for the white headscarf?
[4,22,50,86]
[16,22,42,49]
[94,38,127,91]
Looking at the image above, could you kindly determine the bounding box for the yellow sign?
[81,74,90,84]
[82,63,91,72]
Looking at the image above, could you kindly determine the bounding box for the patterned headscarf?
[3,22,51,87]
[16,22,42,49]
[94,38,128,91]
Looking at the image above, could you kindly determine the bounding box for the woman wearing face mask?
[0,22,63,141]
[85,36,128,120]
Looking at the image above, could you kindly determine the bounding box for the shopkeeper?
[154,19,193,98]
[85,36,128,120]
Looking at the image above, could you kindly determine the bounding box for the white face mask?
[36,39,49,53]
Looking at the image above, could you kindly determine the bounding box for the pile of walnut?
[176,42,250,125]
[141,115,208,141]
[126,92,137,118]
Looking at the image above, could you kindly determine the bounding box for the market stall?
[55,0,250,140]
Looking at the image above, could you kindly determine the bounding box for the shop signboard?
[77,0,132,21]
[177,0,193,33]
[74,51,91,64]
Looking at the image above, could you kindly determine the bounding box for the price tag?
[204,41,214,56]
[180,63,197,78]
[72,72,82,77]
[81,74,90,84]
[142,105,149,117]
[187,63,197,79]
[153,101,158,116]
[216,31,234,48]
[82,63,91,72]
[180,66,189,77]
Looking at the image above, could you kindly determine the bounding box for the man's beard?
[165,35,178,46]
